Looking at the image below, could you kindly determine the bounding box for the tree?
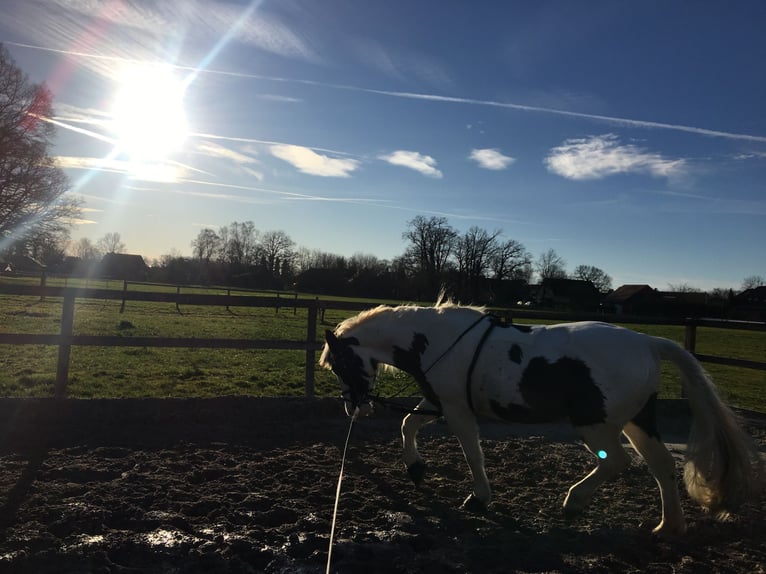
[535,249,567,281]
[220,221,258,266]
[490,239,532,282]
[402,215,457,297]
[742,275,765,290]
[454,226,501,300]
[573,264,613,293]
[191,228,221,262]
[260,230,294,276]
[97,232,126,254]
[667,283,701,293]
[0,44,79,255]
[71,237,99,260]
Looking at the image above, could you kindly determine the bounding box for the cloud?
[196,142,258,165]
[379,150,443,178]
[469,148,515,170]
[544,134,686,180]
[270,144,360,177]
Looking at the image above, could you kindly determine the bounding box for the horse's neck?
[359,307,478,361]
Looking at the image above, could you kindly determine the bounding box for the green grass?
[0,287,763,411]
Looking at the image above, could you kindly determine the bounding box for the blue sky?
[2,0,765,291]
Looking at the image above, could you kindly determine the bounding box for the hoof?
[651,521,687,540]
[562,504,584,521]
[461,494,488,514]
[407,461,426,485]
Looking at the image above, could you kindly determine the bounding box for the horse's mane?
[333,294,485,338]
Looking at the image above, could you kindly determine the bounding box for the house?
[732,286,766,321]
[536,278,602,311]
[99,253,149,281]
[604,285,658,315]
[0,254,46,274]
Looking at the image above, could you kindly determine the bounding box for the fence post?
[682,319,698,399]
[55,293,75,398]
[120,280,128,313]
[305,303,318,398]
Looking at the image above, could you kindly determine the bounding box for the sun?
[110,63,188,164]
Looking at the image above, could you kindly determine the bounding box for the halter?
[371,313,497,417]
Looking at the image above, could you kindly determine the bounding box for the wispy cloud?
[14,41,765,144]
[270,144,360,177]
[469,148,515,170]
[5,0,319,66]
[196,142,258,165]
[544,134,686,180]
[379,150,443,178]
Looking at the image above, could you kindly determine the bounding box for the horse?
[319,298,762,538]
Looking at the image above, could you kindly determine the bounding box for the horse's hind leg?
[622,421,685,538]
[401,399,439,485]
[564,423,632,517]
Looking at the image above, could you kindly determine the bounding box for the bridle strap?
[367,312,495,418]
[423,313,491,375]
[465,317,498,413]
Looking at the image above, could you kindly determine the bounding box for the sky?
[1,0,765,292]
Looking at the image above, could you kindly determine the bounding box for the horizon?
[2,1,764,292]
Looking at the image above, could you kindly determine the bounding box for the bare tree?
[220,221,258,266]
[402,215,457,296]
[71,237,99,260]
[454,226,501,299]
[97,232,126,254]
[535,248,567,281]
[260,230,294,275]
[667,282,702,293]
[191,228,221,262]
[742,275,765,290]
[490,239,532,282]
[0,44,79,255]
[573,264,613,293]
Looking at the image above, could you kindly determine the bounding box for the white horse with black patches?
[320,299,762,538]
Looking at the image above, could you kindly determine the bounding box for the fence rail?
[1,283,764,398]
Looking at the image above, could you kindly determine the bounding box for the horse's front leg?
[401,399,439,485]
[443,404,491,512]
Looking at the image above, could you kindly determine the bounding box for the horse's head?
[322,330,376,417]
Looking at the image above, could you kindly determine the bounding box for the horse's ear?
[325,330,338,347]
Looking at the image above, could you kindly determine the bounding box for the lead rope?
[326,406,359,574]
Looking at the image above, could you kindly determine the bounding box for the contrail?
[7,41,766,144]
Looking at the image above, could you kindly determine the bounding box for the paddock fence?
[0,283,764,399]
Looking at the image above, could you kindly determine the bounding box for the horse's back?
[482,320,659,427]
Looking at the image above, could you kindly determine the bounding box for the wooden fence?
[0,283,764,398]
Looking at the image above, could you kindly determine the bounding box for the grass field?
[1,280,764,412]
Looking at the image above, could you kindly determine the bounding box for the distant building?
[0,254,46,274]
[733,286,766,321]
[536,278,602,311]
[99,253,149,281]
[604,285,658,315]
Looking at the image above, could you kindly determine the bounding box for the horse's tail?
[651,336,763,514]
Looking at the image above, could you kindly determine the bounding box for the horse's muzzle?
[344,400,372,418]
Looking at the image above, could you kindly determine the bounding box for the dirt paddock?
[0,398,764,573]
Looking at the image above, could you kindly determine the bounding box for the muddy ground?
[0,398,763,573]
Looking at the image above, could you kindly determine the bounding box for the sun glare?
[110,64,188,165]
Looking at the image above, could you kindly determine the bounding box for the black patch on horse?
[392,332,441,408]
[491,356,606,426]
[508,344,523,365]
[631,392,660,440]
[326,334,368,403]
[490,399,552,423]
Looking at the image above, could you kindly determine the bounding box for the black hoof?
[461,494,487,514]
[407,461,426,485]
[562,505,583,521]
